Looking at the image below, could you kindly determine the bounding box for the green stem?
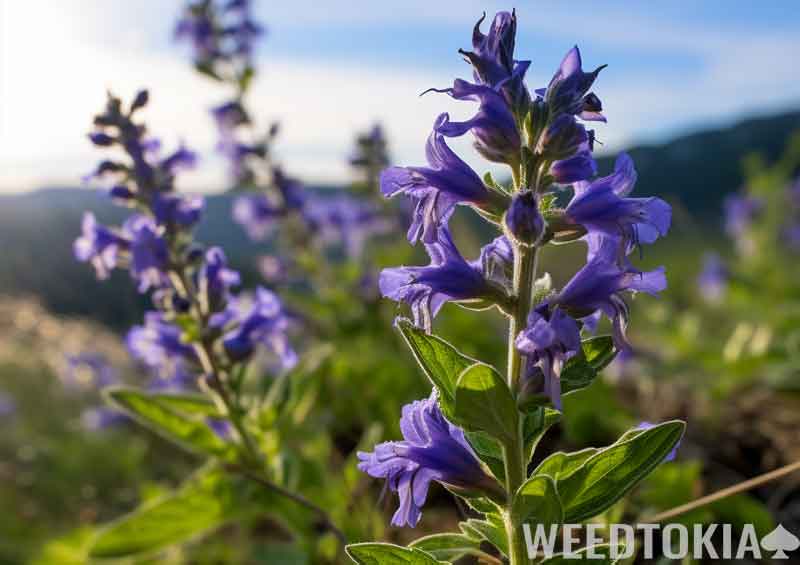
[503,242,540,565]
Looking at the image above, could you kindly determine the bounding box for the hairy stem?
[504,242,540,565]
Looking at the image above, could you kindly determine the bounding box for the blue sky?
[1,0,799,192]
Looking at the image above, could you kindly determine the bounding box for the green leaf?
[105,387,230,457]
[409,533,483,561]
[90,466,308,559]
[513,475,563,526]
[533,448,599,482]
[345,543,446,564]
[464,430,505,480]
[523,407,561,461]
[557,421,685,522]
[560,337,616,396]
[462,515,508,557]
[396,318,478,419]
[539,543,626,564]
[454,363,518,443]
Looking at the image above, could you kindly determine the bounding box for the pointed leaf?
[346,543,446,564]
[105,387,230,457]
[89,466,313,559]
[513,475,563,527]
[409,533,484,561]
[396,318,478,419]
[557,421,686,522]
[454,364,518,443]
[560,337,616,396]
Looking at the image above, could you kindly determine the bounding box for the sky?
[0,0,799,193]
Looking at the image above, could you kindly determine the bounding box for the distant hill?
[595,109,800,216]
[0,108,798,328]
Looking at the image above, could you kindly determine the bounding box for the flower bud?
[505,191,545,246]
[88,132,115,147]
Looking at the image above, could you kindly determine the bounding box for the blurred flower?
[81,407,127,431]
[357,392,499,527]
[516,304,581,410]
[206,416,233,440]
[222,288,297,369]
[380,227,506,330]
[152,194,205,227]
[723,194,761,238]
[232,194,282,240]
[0,393,15,419]
[123,216,170,292]
[381,113,490,244]
[63,353,118,389]
[73,213,130,280]
[127,312,197,380]
[697,252,728,304]
[197,247,241,309]
[304,194,393,258]
[257,255,287,283]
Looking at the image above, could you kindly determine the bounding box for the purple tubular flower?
[566,153,671,253]
[159,146,198,176]
[74,212,130,279]
[123,215,170,292]
[152,194,205,227]
[505,191,545,245]
[304,194,392,258]
[81,407,127,431]
[175,10,217,60]
[458,11,530,111]
[64,353,118,389]
[427,80,520,164]
[697,252,728,303]
[380,113,490,244]
[212,101,249,135]
[127,312,197,379]
[540,46,606,120]
[724,194,761,238]
[515,304,581,410]
[357,392,498,528]
[555,236,666,350]
[206,416,233,440]
[550,143,597,184]
[232,194,281,240]
[223,288,297,370]
[198,247,241,308]
[636,421,680,461]
[476,235,513,288]
[379,227,503,330]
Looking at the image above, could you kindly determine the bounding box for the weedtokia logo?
[522,522,800,560]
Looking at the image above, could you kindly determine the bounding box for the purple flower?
[458,11,530,110]
[159,146,198,176]
[222,288,297,370]
[152,194,205,227]
[74,212,130,279]
[697,252,728,304]
[554,236,666,350]
[538,46,606,121]
[123,215,170,292]
[63,353,118,389]
[197,247,241,307]
[304,194,392,258]
[206,416,233,440]
[476,235,513,288]
[426,80,520,164]
[380,113,490,244]
[175,8,217,61]
[357,393,498,528]
[257,255,287,283]
[515,304,581,410]
[565,153,671,254]
[128,312,197,379]
[272,167,306,212]
[505,191,545,245]
[724,194,761,238]
[636,422,680,461]
[0,393,15,419]
[379,227,505,331]
[233,194,282,240]
[550,143,597,184]
[81,407,128,431]
[212,101,249,136]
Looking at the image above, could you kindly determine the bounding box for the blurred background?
[1,1,800,563]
